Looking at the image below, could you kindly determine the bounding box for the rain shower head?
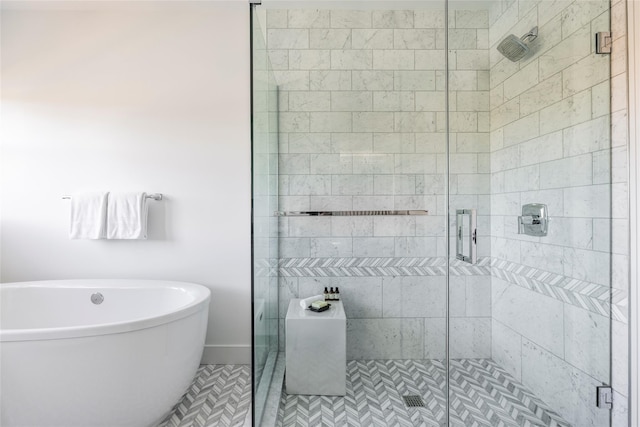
[497,26,538,62]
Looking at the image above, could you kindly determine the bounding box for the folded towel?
[69,191,109,239]
[106,192,149,239]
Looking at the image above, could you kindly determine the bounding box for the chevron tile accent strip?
[159,364,251,427]
[490,258,628,322]
[277,359,570,427]
[275,257,491,277]
[262,255,628,322]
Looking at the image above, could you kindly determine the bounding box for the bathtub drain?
[91,292,104,305]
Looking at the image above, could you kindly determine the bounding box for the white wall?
[0,1,252,363]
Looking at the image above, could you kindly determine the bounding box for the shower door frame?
[629,0,639,424]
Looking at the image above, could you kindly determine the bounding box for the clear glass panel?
[448,0,612,426]
[260,5,449,425]
[252,1,613,425]
[251,7,280,425]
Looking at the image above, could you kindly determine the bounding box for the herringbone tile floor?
[160,364,252,427]
[159,359,571,427]
[278,359,571,427]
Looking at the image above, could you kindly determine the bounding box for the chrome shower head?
[497,26,538,62]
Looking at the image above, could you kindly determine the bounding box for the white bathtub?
[0,279,211,427]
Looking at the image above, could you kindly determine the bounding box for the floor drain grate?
[403,395,425,407]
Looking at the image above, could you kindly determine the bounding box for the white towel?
[69,191,109,239]
[106,192,149,239]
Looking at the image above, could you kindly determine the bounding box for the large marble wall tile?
[414,10,445,29]
[612,318,629,400]
[267,29,309,49]
[563,184,611,218]
[539,154,593,189]
[331,217,374,237]
[309,29,351,49]
[288,217,332,237]
[450,317,491,358]
[353,112,394,132]
[347,318,418,359]
[310,195,352,211]
[465,275,491,316]
[309,154,353,175]
[424,318,446,359]
[309,237,353,258]
[268,7,491,367]
[331,91,373,112]
[539,89,592,135]
[310,112,352,132]
[492,319,522,381]
[310,70,352,91]
[288,175,331,196]
[372,10,414,29]
[522,339,609,427]
[372,50,415,70]
[492,277,564,357]
[330,10,372,29]
[352,70,394,90]
[330,133,372,153]
[563,304,609,383]
[351,29,393,50]
[415,50,446,70]
[373,91,415,112]
[382,276,446,318]
[538,24,591,80]
[518,131,563,166]
[331,50,373,70]
[287,10,330,29]
[288,90,331,112]
[394,29,437,49]
[353,237,394,257]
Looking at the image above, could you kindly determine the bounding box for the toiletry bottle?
[329,287,335,301]
[324,287,329,301]
[335,287,340,301]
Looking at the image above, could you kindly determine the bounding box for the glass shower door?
[251,8,280,425]
[447,0,613,426]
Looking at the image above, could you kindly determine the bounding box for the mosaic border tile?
[275,257,492,277]
[259,255,628,322]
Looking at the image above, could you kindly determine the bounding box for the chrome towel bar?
[275,210,428,217]
[62,193,163,201]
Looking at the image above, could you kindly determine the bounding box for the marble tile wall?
[488,0,627,426]
[264,5,628,424]
[266,9,491,360]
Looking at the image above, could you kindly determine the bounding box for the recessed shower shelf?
[274,210,428,217]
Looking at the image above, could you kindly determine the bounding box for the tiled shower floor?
[277,359,571,427]
[160,359,571,427]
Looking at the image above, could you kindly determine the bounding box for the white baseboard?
[201,344,252,365]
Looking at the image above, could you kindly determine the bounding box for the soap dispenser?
[324,287,329,301]
[335,287,340,301]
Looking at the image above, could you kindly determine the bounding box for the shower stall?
[251,0,624,425]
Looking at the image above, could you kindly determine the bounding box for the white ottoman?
[285,299,346,396]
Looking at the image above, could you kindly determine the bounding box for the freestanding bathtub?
[0,279,211,427]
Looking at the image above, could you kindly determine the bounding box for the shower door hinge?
[596,385,613,409]
[595,32,612,54]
